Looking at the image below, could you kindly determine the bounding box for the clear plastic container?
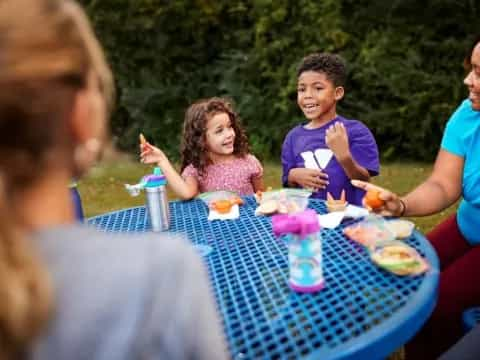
[343,215,395,251]
[384,219,415,239]
[370,241,429,276]
[255,188,311,215]
[197,191,243,214]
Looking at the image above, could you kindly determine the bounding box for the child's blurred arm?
[252,175,265,193]
[140,143,199,200]
[250,155,265,193]
[325,122,370,181]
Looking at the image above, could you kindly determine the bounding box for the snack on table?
[210,196,244,213]
[212,199,234,214]
[229,196,244,206]
[370,243,429,276]
[256,199,278,215]
[326,190,347,212]
[139,133,147,145]
[343,223,393,250]
[254,186,273,204]
[255,188,311,216]
[364,189,385,210]
[198,191,244,214]
[385,219,415,239]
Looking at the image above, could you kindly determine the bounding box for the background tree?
[79,0,480,161]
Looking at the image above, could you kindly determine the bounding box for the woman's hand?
[288,168,329,191]
[140,142,169,167]
[351,180,404,216]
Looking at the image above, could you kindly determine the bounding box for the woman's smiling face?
[464,42,480,110]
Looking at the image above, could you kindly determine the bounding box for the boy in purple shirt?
[281,53,380,206]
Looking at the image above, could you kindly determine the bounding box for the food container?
[370,241,429,276]
[343,215,395,251]
[255,188,311,216]
[384,219,415,239]
[197,191,243,215]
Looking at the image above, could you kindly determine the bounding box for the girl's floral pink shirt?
[181,154,263,196]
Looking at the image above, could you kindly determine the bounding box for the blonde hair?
[0,0,113,358]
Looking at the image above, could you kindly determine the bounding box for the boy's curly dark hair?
[180,97,250,174]
[297,53,346,87]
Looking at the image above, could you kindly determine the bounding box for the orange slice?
[213,200,233,214]
[364,189,385,209]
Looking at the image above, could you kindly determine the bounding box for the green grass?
[80,159,456,234]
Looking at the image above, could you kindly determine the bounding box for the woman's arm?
[252,175,265,193]
[401,149,463,216]
[140,143,198,200]
[352,149,464,217]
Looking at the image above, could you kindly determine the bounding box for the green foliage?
[81,0,479,161]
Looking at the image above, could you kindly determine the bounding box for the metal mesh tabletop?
[89,197,439,360]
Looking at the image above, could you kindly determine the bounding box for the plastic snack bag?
[370,241,429,276]
[255,188,311,216]
[343,215,395,251]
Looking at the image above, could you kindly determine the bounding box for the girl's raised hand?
[140,142,169,167]
[325,122,350,161]
[351,180,404,216]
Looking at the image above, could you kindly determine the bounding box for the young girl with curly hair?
[141,97,264,198]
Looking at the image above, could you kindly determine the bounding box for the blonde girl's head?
[180,97,250,173]
[0,0,113,357]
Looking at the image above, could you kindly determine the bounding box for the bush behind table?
[79,0,476,163]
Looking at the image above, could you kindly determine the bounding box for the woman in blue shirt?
[353,36,480,359]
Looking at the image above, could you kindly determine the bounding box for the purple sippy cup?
[272,209,325,293]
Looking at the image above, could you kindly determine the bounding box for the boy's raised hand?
[325,122,350,161]
[289,168,329,191]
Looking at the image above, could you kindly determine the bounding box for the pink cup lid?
[272,209,320,238]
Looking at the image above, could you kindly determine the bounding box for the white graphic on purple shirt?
[300,149,333,170]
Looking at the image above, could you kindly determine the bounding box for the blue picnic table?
[88,196,439,360]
